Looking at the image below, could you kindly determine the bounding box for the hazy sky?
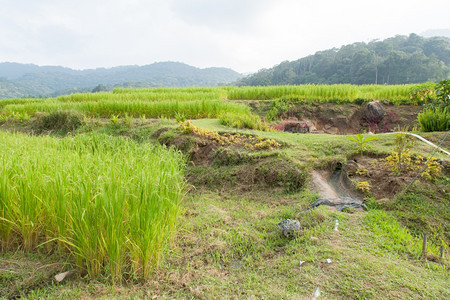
[1,0,449,73]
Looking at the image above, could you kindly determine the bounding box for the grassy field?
[0,85,448,299]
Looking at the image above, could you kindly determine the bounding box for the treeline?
[237,34,450,86]
[0,62,242,99]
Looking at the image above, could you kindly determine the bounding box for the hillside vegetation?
[0,62,242,99]
[237,34,450,86]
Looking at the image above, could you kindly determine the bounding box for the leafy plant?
[418,106,449,132]
[409,83,435,105]
[356,181,371,194]
[346,134,378,154]
[175,112,186,123]
[110,114,119,124]
[416,80,450,132]
[387,131,415,174]
[434,79,449,108]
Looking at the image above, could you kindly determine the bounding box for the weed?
[346,134,379,154]
[31,111,84,135]
[356,181,371,194]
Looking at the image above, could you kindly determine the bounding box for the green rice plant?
[2,99,251,120]
[417,107,449,132]
[0,132,185,281]
[219,111,268,131]
[227,84,415,103]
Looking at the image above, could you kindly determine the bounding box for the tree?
[92,84,107,93]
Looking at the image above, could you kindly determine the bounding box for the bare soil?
[282,102,422,134]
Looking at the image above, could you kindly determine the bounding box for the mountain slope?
[0,62,242,99]
[236,34,450,86]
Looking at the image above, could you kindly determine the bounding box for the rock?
[278,219,301,238]
[342,160,359,175]
[54,269,77,282]
[364,100,386,121]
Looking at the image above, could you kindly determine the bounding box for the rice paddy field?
[0,84,424,119]
[0,84,448,299]
[0,132,185,282]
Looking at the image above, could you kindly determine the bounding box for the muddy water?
[310,170,365,211]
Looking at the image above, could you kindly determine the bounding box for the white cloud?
[0,0,449,73]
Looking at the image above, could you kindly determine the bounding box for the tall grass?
[0,132,185,281]
[2,99,251,119]
[227,84,415,103]
[1,84,418,109]
[218,111,268,131]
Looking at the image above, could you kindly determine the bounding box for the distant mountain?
[0,62,243,99]
[236,34,450,86]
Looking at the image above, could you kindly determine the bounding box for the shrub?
[346,134,379,154]
[31,110,84,134]
[417,107,449,132]
[219,111,268,131]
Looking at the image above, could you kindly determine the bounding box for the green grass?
[4,189,447,299]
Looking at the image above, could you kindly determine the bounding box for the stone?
[278,219,301,238]
[54,270,77,282]
[342,160,359,175]
[364,100,386,121]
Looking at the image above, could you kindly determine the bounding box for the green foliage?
[408,83,436,105]
[434,79,450,107]
[219,111,268,131]
[0,132,185,281]
[385,131,416,174]
[0,62,241,99]
[365,210,440,257]
[31,110,84,134]
[175,112,186,123]
[416,80,449,132]
[236,34,450,86]
[228,84,415,103]
[266,98,294,121]
[346,134,379,154]
[418,106,449,132]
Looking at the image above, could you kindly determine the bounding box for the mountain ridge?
[236,34,450,86]
[0,61,242,99]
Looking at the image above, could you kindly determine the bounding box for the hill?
[236,34,450,86]
[0,62,242,99]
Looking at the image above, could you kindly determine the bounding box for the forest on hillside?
[237,34,450,86]
[0,62,242,99]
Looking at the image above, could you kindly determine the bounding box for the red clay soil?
[281,103,423,134]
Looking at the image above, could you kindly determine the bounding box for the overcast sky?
[1,0,449,73]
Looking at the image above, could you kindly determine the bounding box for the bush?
[32,110,84,134]
[417,107,449,132]
[219,111,268,131]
